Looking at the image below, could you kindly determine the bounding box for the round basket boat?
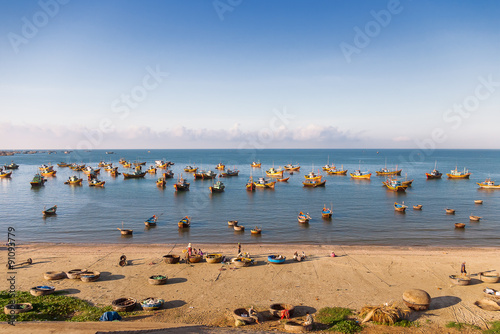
[30,286,55,296]
[4,303,33,315]
[206,254,222,264]
[148,275,167,285]
[413,205,423,210]
[66,269,88,279]
[454,223,466,229]
[112,297,137,312]
[474,299,500,311]
[141,297,164,311]
[188,255,202,263]
[479,272,500,283]
[44,271,66,280]
[251,228,262,235]
[446,208,456,214]
[474,200,483,204]
[402,289,431,311]
[268,255,286,264]
[449,274,471,286]
[228,220,238,226]
[231,257,252,267]
[483,288,500,300]
[80,271,100,282]
[234,225,245,231]
[119,229,133,235]
[163,254,180,264]
[284,320,312,333]
[232,308,256,323]
[269,303,295,318]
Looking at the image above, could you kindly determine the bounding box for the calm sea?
[1,149,499,246]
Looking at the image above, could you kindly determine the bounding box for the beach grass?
[0,290,114,322]
[316,307,361,333]
[484,321,500,334]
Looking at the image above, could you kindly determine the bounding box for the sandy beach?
[1,243,500,333]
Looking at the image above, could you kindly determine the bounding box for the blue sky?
[1,0,500,149]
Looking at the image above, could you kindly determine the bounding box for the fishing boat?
[220,169,239,177]
[163,170,174,178]
[194,170,217,179]
[254,177,276,189]
[178,216,190,228]
[234,225,245,231]
[110,167,120,177]
[376,167,402,176]
[83,167,100,175]
[4,162,19,169]
[64,176,83,185]
[173,176,190,191]
[277,177,289,182]
[284,164,300,171]
[70,164,85,171]
[426,161,442,179]
[394,202,407,212]
[119,158,126,164]
[446,208,455,214]
[297,212,311,223]
[266,167,284,177]
[57,162,70,168]
[41,169,57,177]
[446,167,471,179]
[209,180,225,193]
[147,166,157,174]
[98,161,106,167]
[383,178,407,192]
[322,156,334,171]
[89,179,105,187]
[156,177,166,187]
[250,161,261,168]
[184,166,198,173]
[326,165,348,175]
[304,171,322,181]
[402,179,413,187]
[117,228,133,235]
[350,170,371,179]
[477,179,500,189]
[413,204,423,210]
[322,206,333,218]
[42,205,57,216]
[469,215,481,222]
[39,164,54,172]
[122,161,132,168]
[155,160,168,168]
[251,227,262,234]
[302,179,326,187]
[30,174,46,187]
[104,165,115,172]
[133,161,147,167]
[0,170,12,178]
[228,220,238,226]
[246,177,256,191]
[268,255,286,264]
[123,166,146,179]
[215,162,225,170]
[454,223,465,229]
[145,215,158,227]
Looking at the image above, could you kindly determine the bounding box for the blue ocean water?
[1,149,499,246]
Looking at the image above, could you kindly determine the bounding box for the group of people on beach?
[186,243,203,257]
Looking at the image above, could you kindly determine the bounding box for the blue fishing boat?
[268,255,286,264]
[145,215,157,227]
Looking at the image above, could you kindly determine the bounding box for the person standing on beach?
[461,262,467,276]
[237,243,241,256]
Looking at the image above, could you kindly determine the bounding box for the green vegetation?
[484,321,500,334]
[316,307,361,333]
[0,290,114,322]
[446,321,465,330]
[394,319,419,327]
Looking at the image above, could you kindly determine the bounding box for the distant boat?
[284,164,300,171]
[145,215,157,227]
[215,162,225,170]
[394,202,407,212]
[184,166,198,173]
[0,170,12,178]
[89,179,105,187]
[30,174,46,187]
[57,162,70,168]
[194,170,217,179]
[209,180,225,193]
[477,179,500,189]
[173,176,190,191]
[220,169,239,177]
[322,206,333,218]
[105,151,114,154]
[41,170,57,177]
[64,175,83,185]
[123,166,146,179]
[163,170,174,178]
[454,223,465,229]
[376,167,402,176]
[42,205,57,216]
[446,208,455,214]
[413,204,423,210]
[277,177,289,182]
[326,165,348,175]
[251,227,262,234]
[304,171,322,181]
[446,167,471,179]
[178,216,191,228]
[469,215,481,222]
[350,170,371,179]
[297,212,311,223]
[302,179,326,187]
[250,162,261,168]
[147,166,157,174]
[156,177,166,188]
[246,177,256,191]
[254,177,275,189]
[266,167,284,177]
[4,162,19,169]
[383,178,407,192]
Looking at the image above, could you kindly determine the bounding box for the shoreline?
[2,243,499,333]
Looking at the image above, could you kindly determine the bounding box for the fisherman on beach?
[461,262,467,276]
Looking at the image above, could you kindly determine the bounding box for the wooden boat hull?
[446,209,455,214]
[209,186,225,193]
[376,170,402,176]
[246,183,256,191]
[251,229,261,234]
[302,180,326,187]
[156,180,166,187]
[178,218,190,228]
[447,173,471,179]
[123,172,146,179]
[42,206,57,216]
[469,216,481,221]
[383,182,407,192]
[41,171,57,177]
[327,170,348,175]
[394,203,407,212]
[474,200,483,204]
[304,175,322,181]
[228,220,238,226]
[268,255,286,264]
[477,183,500,189]
[284,166,300,171]
[64,179,83,185]
[233,225,245,231]
[426,173,442,179]
[147,169,156,174]
[277,177,289,182]
[322,213,332,218]
[83,169,100,175]
[413,205,422,210]
[402,180,413,187]
[215,165,225,170]
[350,173,371,179]
[454,223,465,228]
[266,171,284,177]
[174,183,190,191]
[0,171,12,178]
[254,182,275,189]
[184,168,197,172]
[250,163,261,168]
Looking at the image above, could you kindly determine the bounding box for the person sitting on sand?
[198,249,203,256]
[293,251,298,261]
[303,312,313,326]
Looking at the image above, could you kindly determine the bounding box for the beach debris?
[6,258,33,269]
[359,302,409,324]
[44,271,66,280]
[119,255,127,267]
[402,289,431,311]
